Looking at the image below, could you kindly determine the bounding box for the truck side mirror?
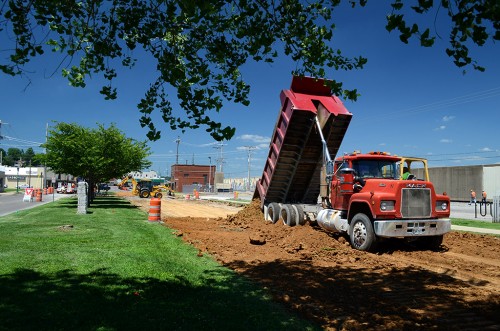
[326,160,334,176]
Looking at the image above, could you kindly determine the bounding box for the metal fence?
[493,196,500,223]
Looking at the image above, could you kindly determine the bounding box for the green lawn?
[0,196,318,331]
[451,218,500,230]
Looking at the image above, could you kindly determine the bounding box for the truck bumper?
[374,219,451,238]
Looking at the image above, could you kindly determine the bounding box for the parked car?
[98,183,110,191]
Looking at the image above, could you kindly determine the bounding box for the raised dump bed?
[254,76,352,206]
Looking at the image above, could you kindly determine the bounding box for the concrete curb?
[451,225,500,236]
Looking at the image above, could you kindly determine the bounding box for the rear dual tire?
[267,203,280,224]
[267,203,306,226]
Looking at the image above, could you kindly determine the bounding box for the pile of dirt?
[125,195,500,330]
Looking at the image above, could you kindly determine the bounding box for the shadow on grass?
[56,196,140,210]
[0,268,315,331]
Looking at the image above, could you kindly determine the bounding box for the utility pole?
[0,120,8,140]
[175,136,181,165]
[28,159,32,187]
[0,120,3,165]
[43,123,48,189]
[208,156,212,193]
[244,146,256,191]
[213,142,226,173]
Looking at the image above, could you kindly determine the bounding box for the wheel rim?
[352,221,367,248]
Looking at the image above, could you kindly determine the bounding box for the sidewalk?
[451,225,500,235]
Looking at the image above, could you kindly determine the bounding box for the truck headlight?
[380,200,395,211]
[435,201,448,211]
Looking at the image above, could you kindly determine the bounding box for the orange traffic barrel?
[36,189,43,202]
[148,198,161,222]
[43,188,48,195]
[194,190,199,199]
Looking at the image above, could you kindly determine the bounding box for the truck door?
[331,161,352,211]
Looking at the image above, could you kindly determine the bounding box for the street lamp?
[16,166,19,193]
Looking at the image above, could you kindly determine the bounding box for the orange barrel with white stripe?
[43,188,48,195]
[36,189,43,202]
[148,198,161,222]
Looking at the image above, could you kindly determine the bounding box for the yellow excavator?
[118,175,172,199]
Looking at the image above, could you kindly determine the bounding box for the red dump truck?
[253,76,451,251]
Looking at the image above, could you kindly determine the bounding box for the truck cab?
[331,151,451,250]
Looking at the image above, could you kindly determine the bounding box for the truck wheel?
[154,192,163,199]
[293,204,306,226]
[349,213,377,251]
[417,235,443,250]
[267,203,280,224]
[140,190,150,198]
[281,204,297,226]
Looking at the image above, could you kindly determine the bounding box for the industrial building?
[413,164,500,202]
[170,164,215,193]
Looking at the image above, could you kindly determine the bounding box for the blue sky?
[1,3,499,179]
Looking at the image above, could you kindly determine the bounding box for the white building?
[129,170,160,179]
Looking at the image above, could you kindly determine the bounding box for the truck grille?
[401,188,431,218]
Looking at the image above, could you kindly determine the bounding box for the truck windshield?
[352,160,398,179]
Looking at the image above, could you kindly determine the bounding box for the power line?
[356,86,500,122]
[213,142,227,172]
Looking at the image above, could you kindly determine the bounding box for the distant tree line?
[0,147,44,167]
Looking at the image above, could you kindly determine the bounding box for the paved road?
[0,191,69,217]
[450,201,494,221]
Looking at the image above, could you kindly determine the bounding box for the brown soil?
[121,192,500,330]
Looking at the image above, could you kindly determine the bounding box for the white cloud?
[236,143,269,151]
[434,125,446,131]
[237,134,270,144]
[379,143,386,146]
[480,147,492,152]
[440,139,453,143]
[442,115,455,122]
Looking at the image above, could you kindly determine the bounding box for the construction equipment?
[137,179,172,199]
[253,76,451,251]
[118,176,172,199]
[118,175,140,196]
